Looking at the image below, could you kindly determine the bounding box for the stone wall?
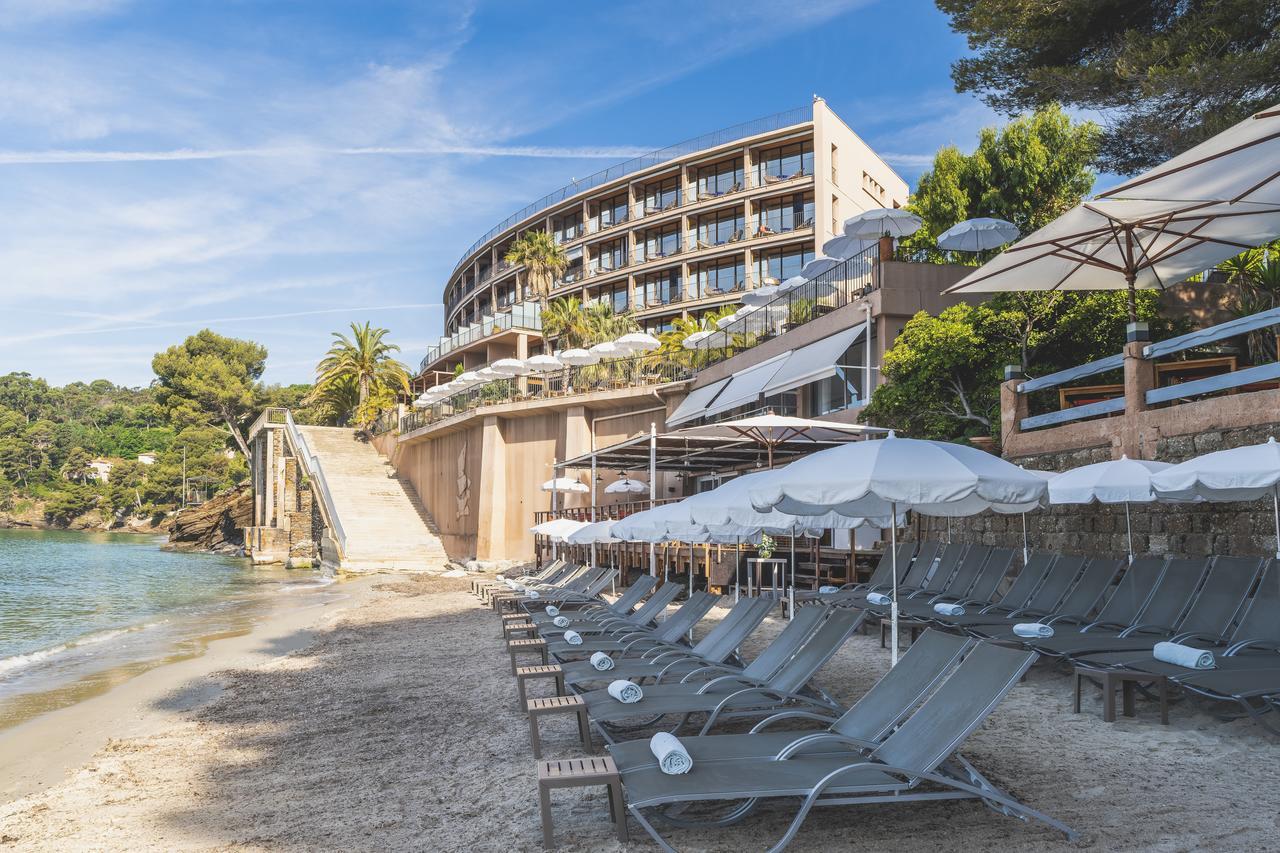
[921,421,1280,560]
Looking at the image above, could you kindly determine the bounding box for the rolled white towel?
[818,585,840,594]
[649,732,692,775]
[496,574,506,582]
[503,578,518,589]
[590,652,615,671]
[525,589,541,599]
[1012,622,1054,638]
[544,605,560,617]
[552,615,570,629]
[1153,641,1215,670]
[866,592,892,606]
[933,602,965,617]
[562,630,583,645]
[607,679,643,704]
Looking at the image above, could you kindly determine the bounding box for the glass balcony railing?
[420,302,543,373]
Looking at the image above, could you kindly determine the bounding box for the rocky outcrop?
[167,484,253,555]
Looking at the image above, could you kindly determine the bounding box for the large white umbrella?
[559,348,599,366]
[477,366,502,380]
[541,477,589,493]
[530,518,589,542]
[748,433,1047,664]
[822,233,875,260]
[677,413,888,468]
[741,285,781,306]
[565,519,621,544]
[681,330,714,350]
[1151,437,1280,558]
[844,208,922,239]
[799,256,841,278]
[1048,456,1173,563]
[456,370,483,385]
[589,341,623,359]
[491,358,528,376]
[525,354,563,372]
[614,332,661,353]
[937,217,1019,252]
[776,275,808,294]
[604,477,648,494]
[412,395,431,409]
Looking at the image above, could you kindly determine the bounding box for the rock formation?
[167,484,253,555]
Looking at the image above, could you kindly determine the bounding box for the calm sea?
[0,527,337,728]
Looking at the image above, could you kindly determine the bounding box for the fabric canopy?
[761,323,867,397]
[699,353,789,420]
[667,377,730,427]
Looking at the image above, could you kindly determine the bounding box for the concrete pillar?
[1122,340,1157,458]
[1000,378,1028,452]
[475,415,507,561]
[516,332,529,395]
[264,429,275,528]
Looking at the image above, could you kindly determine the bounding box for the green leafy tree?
[152,330,267,461]
[44,484,96,524]
[60,447,94,483]
[308,322,409,426]
[504,230,568,305]
[543,296,638,350]
[937,0,1280,173]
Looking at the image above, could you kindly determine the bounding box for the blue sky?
[0,0,1006,387]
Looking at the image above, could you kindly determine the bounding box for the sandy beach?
[2,576,1278,852]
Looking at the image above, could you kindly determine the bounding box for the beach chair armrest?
[695,674,763,694]
[675,663,736,683]
[978,603,1013,615]
[1171,630,1230,645]
[1045,613,1089,626]
[1080,619,1129,633]
[774,731,878,759]
[1118,622,1175,637]
[698,688,833,734]
[750,710,841,732]
[1225,638,1280,655]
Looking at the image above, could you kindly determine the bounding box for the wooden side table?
[527,694,592,758]
[516,663,565,711]
[1073,665,1170,725]
[508,638,548,675]
[504,620,538,640]
[537,755,628,848]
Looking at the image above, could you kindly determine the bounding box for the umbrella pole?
[1273,489,1280,560]
[946,516,951,544]
[1021,513,1029,565]
[1125,502,1134,565]
[890,502,900,667]
[734,537,741,602]
[788,534,796,621]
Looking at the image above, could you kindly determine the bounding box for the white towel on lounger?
[607,679,643,703]
[1153,641,1215,669]
[649,732,692,774]
[525,589,540,599]
[562,630,583,645]
[544,605,560,617]
[818,585,839,594]
[590,652,614,671]
[552,615,570,628]
[866,592,891,606]
[1013,623,1053,638]
[933,602,965,617]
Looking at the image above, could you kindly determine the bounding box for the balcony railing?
[450,105,810,274]
[420,302,543,372]
[401,351,694,434]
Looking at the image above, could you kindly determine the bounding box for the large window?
[561,247,584,283]
[553,211,582,243]
[594,192,629,230]
[593,238,626,273]
[645,318,675,335]
[642,176,680,214]
[756,193,814,235]
[755,245,814,284]
[697,259,745,296]
[803,343,864,416]
[590,282,629,314]
[756,141,813,185]
[695,209,745,247]
[696,158,744,199]
[635,269,683,307]
[640,223,681,261]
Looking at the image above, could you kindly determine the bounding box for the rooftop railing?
[449,105,810,274]
[420,302,542,373]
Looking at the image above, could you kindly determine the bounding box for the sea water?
[0,527,337,728]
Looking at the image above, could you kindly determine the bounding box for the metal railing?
[400,351,693,434]
[449,105,810,273]
[276,409,347,560]
[421,302,543,372]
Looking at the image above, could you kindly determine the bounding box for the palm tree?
[308,323,410,421]
[504,230,568,305]
[542,296,590,348]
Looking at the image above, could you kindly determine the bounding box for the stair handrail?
[282,410,348,560]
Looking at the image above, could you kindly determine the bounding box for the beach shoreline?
[0,573,379,804]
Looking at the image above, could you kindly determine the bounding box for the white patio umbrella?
[559,348,599,366]
[541,476,589,493]
[614,332,661,353]
[1151,437,1280,559]
[748,433,1047,664]
[491,358,528,376]
[589,341,623,359]
[530,517,589,542]
[412,395,431,408]
[681,330,714,350]
[676,413,888,468]
[741,285,781,306]
[604,477,648,494]
[776,275,808,294]
[565,519,620,544]
[1048,457,1172,563]
[456,370,483,385]
[477,366,502,380]
[844,208,922,239]
[525,354,563,372]
[937,217,1019,252]
[799,256,841,278]
[822,233,875,260]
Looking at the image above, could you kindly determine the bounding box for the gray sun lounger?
[956,555,1088,633]
[927,552,1057,630]
[479,560,574,601]
[799,541,927,604]
[894,547,1014,620]
[473,558,564,596]
[545,592,719,659]
[613,640,1075,851]
[973,556,1123,643]
[827,541,948,610]
[559,596,777,689]
[581,609,864,743]
[489,564,590,608]
[536,582,683,641]
[525,575,656,624]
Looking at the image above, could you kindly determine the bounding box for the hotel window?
[593,238,626,273]
[830,143,839,184]
[803,343,863,416]
[696,158,744,200]
[642,176,680,214]
[755,141,813,185]
[755,245,814,284]
[594,192,629,230]
[561,246,584,283]
[553,211,583,243]
[646,319,675,336]
[590,283,629,314]
[635,269,682,307]
[756,193,814,235]
[831,195,840,235]
[640,223,681,261]
[697,259,745,297]
[695,208,745,247]
[497,286,516,308]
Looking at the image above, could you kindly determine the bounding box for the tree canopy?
[308,322,409,430]
[937,0,1280,173]
[541,296,638,349]
[152,330,267,460]
[504,230,568,304]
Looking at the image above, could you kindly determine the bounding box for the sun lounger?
[478,561,573,601]
[473,558,565,596]
[893,548,1015,620]
[545,592,719,660]
[612,639,1075,850]
[971,557,1123,643]
[488,563,587,606]
[948,555,1087,633]
[493,565,610,611]
[820,541,943,609]
[525,575,655,624]
[535,583,683,641]
[797,541,926,603]
[926,552,1057,631]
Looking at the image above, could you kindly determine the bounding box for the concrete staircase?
[294,425,449,572]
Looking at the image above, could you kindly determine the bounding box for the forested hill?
[0,372,312,529]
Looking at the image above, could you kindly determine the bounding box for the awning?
[762,322,867,397]
[702,352,790,420]
[667,376,730,427]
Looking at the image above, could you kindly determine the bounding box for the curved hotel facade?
[418,98,909,380]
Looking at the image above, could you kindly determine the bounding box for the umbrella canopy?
[614,332,661,353]
[588,341,623,358]
[456,371,483,385]
[799,256,841,278]
[844,208,922,239]
[412,396,431,409]
[1049,456,1173,562]
[821,233,875,259]
[491,358,528,376]
[610,502,688,543]
[525,354,563,372]
[741,285,780,306]
[679,470,899,533]
[937,217,1019,251]
[477,366,502,379]
[564,519,621,544]
[677,414,888,468]
[681,330,714,350]
[558,348,599,366]
[541,476,589,493]
[604,477,648,494]
[530,517,589,542]
[777,275,808,294]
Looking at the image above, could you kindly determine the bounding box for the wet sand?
[2,575,1278,851]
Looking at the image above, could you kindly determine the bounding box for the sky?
[0,0,1007,388]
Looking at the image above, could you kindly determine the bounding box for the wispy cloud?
[0,143,652,166]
